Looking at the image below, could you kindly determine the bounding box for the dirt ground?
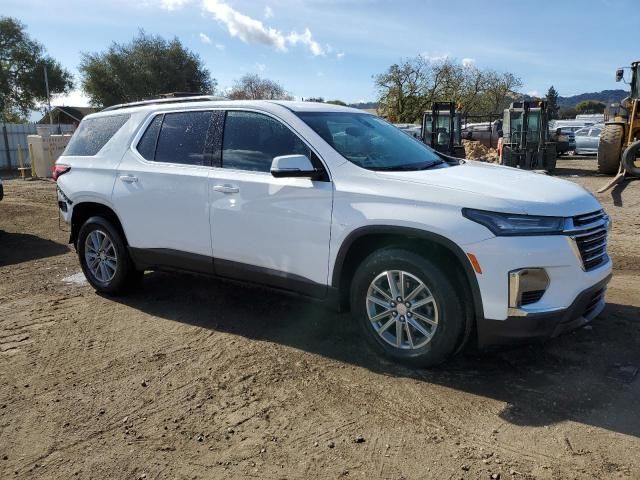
[1,157,639,480]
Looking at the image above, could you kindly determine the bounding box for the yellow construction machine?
[597,60,640,191]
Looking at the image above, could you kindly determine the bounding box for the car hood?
[375,160,601,217]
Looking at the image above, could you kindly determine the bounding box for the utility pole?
[44,65,53,125]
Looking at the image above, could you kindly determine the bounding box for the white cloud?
[286,28,325,56]
[527,90,540,97]
[264,6,273,19]
[202,0,326,56]
[199,33,212,44]
[158,0,192,10]
[215,43,225,50]
[461,57,475,67]
[51,89,91,107]
[336,52,345,59]
[421,52,449,62]
[255,62,266,72]
[202,0,287,51]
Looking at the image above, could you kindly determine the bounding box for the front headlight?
[462,208,565,236]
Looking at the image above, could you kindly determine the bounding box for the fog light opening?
[508,268,549,308]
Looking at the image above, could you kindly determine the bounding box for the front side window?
[64,114,130,156]
[298,112,443,171]
[222,111,311,172]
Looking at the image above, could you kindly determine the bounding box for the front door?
[210,110,333,296]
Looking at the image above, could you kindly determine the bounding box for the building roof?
[38,106,97,124]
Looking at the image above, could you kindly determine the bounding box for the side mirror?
[270,154,323,179]
[616,68,624,82]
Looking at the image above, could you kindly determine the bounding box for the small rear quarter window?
[64,114,130,156]
[136,115,163,160]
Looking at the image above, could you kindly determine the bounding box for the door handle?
[213,184,239,194]
[119,174,138,183]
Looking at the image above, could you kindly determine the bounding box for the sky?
[4,0,639,109]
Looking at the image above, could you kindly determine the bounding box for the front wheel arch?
[332,226,482,350]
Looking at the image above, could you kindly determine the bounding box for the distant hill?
[557,89,628,107]
[348,101,378,110]
[348,89,629,112]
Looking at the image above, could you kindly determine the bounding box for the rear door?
[112,109,223,272]
[209,110,333,296]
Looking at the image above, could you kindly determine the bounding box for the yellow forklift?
[420,102,465,158]
[597,60,640,186]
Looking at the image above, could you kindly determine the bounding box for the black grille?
[521,290,545,305]
[570,210,609,271]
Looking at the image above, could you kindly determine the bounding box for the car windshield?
[575,127,589,136]
[296,111,445,171]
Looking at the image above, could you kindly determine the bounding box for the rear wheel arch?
[332,226,483,329]
[70,202,127,248]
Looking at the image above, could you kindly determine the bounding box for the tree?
[326,100,347,106]
[481,71,522,115]
[305,97,325,102]
[228,74,292,100]
[545,85,559,119]
[374,55,522,122]
[0,17,73,120]
[575,100,606,114]
[80,31,215,108]
[558,106,577,119]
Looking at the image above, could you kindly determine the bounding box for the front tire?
[350,248,465,367]
[78,216,137,295]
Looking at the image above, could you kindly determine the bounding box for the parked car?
[574,125,603,155]
[54,99,612,366]
[552,127,577,154]
[462,120,502,148]
[551,128,571,155]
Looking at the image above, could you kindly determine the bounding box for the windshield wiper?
[371,160,444,171]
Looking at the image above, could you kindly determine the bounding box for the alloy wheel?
[365,270,438,350]
[84,230,118,283]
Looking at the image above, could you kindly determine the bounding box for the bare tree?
[481,71,523,115]
[374,55,522,122]
[228,74,292,100]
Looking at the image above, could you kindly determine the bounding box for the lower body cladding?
[477,275,610,345]
[463,234,613,347]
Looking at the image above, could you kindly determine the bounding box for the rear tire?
[350,248,465,367]
[597,124,624,174]
[78,216,136,295]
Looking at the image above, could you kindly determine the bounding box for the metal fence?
[0,123,75,170]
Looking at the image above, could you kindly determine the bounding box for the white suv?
[55,98,612,366]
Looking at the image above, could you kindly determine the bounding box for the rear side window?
[155,111,214,166]
[222,111,311,172]
[64,114,130,156]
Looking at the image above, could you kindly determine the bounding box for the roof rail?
[101,95,227,112]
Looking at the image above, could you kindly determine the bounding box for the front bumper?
[477,274,611,346]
